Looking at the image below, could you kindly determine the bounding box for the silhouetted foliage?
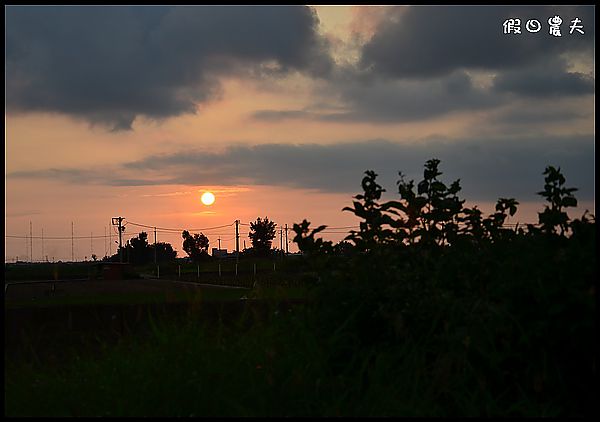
[535,165,579,236]
[104,231,177,263]
[128,231,151,263]
[333,240,354,256]
[182,230,210,262]
[151,241,177,262]
[293,159,595,416]
[248,217,277,257]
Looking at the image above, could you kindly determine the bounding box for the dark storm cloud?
[5,5,332,130]
[360,5,594,79]
[252,4,594,126]
[7,168,169,186]
[490,106,591,127]
[492,57,595,98]
[320,71,503,122]
[10,136,593,202]
[125,136,594,202]
[253,71,505,123]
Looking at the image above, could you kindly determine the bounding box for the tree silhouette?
[248,217,277,256]
[128,231,151,263]
[105,232,177,263]
[182,230,210,262]
[150,242,177,262]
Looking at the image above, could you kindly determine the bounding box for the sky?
[5,5,595,261]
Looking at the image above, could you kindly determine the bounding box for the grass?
[4,308,428,417]
[4,300,569,417]
[4,287,248,309]
[5,280,309,309]
[4,242,593,416]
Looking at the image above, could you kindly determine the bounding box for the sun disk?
[201,191,215,206]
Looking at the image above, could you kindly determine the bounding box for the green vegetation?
[4,160,595,416]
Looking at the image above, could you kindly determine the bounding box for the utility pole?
[235,219,240,260]
[218,237,221,250]
[109,221,112,256]
[71,221,74,262]
[285,224,289,255]
[104,226,107,258]
[41,228,44,262]
[30,221,33,262]
[91,232,93,258]
[154,227,157,264]
[112,217,124,263]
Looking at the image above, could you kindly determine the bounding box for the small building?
[212,248,228,258]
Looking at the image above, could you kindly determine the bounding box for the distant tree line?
[105,216,293,264]
[105,232,176,264]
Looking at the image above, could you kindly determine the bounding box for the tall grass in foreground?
[6,307,393,417]
[4,283,591,417]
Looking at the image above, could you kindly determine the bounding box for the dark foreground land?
[4,263,596,417]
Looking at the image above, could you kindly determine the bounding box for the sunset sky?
[5,5,595,261]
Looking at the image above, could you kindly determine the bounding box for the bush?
[293,159,596,416]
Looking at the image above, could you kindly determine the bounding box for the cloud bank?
[9,136,594,202]
[6,5,332,130]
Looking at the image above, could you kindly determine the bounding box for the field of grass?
[4,276,310,309]
[5,297,579,417]
[4,285,248,309]
[5,274,316,416]
[3,306,474,417]
[5,235,594,415]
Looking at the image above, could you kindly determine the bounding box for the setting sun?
[201,191,215,206]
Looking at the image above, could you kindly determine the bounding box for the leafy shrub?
[293,159,595,416]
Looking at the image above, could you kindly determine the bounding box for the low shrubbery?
[293,159,595,416]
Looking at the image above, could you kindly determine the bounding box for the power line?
[5,219,542,243]
[6,234,116,240]
[127,221,235,232]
